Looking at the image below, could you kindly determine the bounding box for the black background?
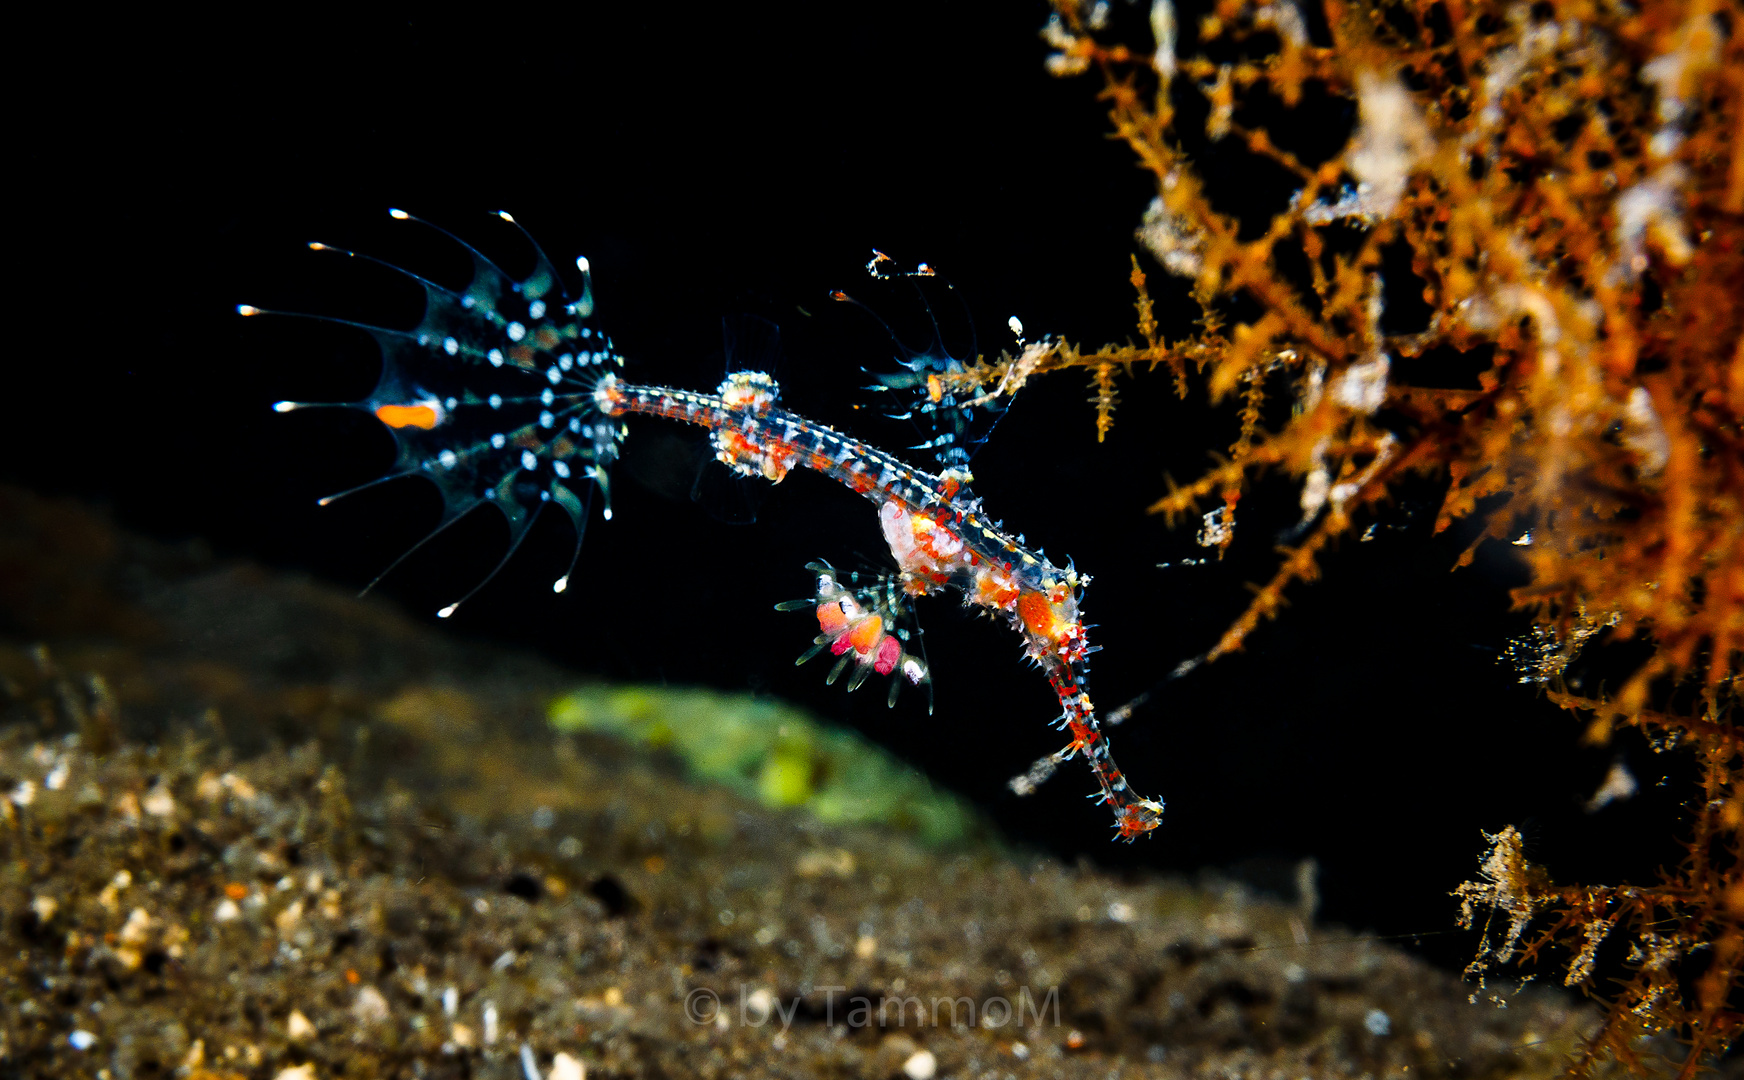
[9,3,1687,977]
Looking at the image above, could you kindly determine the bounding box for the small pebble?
[902,1048,937,1080]
[353,986,390,1023]
[142,785,176,817]
[275,900,305,934]
[68,1030,96,1051]
[214,899,241,922]
[287,1010,315,1040]
[119,907,154,946]
[1365,1008,1392,1036]
[550,1052,586,1080]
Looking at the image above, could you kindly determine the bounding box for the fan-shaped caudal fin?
[250,209,623,612]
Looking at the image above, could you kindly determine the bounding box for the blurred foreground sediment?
[0,487,1627,1078]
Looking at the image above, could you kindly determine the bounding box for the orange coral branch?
[1042,0,1744,1065]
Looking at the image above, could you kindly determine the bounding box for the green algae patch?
[548,685,985,846]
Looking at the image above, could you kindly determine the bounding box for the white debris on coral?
[1196,507,1233,548]
[1296,185,1381,225]
[1043,14,1090,75]
[1488,284,1564,345]
[1151,0,1177,79]
[1329,434,1398,517]
[1299,358,1327,412]
[1345,72,1432,219]
[1300,457,1332,521]
[1254,0,1308,46]
[1585,759,1638,813]
[1206,64,1235,140]
[1467,8,1606,154]
[1613,166,1695,281]
[1329,275,1392,415]
[1620,386,1671,476]
[1639,11,1723,160]
[1332,354,1391,414]
[1137,178,1206,278]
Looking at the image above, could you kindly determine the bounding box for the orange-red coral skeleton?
[247,211,1165,841]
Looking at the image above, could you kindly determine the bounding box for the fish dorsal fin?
[833,252,1008,476]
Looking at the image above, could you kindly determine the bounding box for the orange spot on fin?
[375,404,440,430]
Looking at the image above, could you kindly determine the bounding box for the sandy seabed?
[0,487,1625,1079]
